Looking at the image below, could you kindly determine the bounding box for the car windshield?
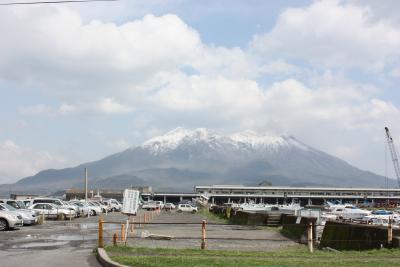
[7,201,22,209]
[4,204,17,211]
[16,201,27,209]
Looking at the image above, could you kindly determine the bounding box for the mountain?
[1,127,396,194]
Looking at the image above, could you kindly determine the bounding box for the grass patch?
[197,208,229,224]
[106,245,400,267]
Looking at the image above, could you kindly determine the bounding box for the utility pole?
[85,168,88,201]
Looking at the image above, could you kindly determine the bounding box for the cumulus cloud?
[251,0,400,70]
[19,98,133,116]
[152,72,264,113]
[1,2,400,180]
[0,140,67,184]
[0,7,202,100]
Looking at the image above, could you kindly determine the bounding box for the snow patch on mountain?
[142,127,310,154]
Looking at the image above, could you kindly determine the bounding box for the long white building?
[194,185,400,205]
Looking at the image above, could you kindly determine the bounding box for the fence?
[98,210,400,253]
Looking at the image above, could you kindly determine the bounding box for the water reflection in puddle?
[12,241,69,249]
[49,234,97,241]
[67,223,119,230]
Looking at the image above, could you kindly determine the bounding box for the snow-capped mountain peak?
[142,127,217,152]
[141,127,309,154]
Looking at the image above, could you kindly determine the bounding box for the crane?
[385,127,400,188]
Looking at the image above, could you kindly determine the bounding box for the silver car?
[0,208,23,231]
[29,203,75,220]
[0,203,37,225]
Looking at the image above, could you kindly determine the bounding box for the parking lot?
[0,210,299,267]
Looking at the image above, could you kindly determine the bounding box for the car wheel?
[90,210,96,216]
[177,210,182,213]
[0,219,8,231]
[111,208,116,212]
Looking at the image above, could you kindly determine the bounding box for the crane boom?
[385,127,400,187]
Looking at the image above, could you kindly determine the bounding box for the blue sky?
[0,0,400,184]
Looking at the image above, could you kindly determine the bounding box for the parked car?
[164,203,175,210]
[103,199,122,212]
[0,207,23,231]
[142,201,165,210]
[142,201,158,210]
[68,201,90,217]
[177,204,198,213]
[28,203,75,220]
[178,200,193,205]
[26,198,80,217]
[85,201,102,215]
[0,203,37,225]
[22,200,32,208]
[0,199,27,210]
[91,201,110,213]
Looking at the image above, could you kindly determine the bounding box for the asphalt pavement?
[0,210,299,267]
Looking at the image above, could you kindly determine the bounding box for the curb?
[96,248,130,267]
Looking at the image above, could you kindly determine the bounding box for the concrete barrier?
[96,248,129,267]
[320,221,400,250]
[281,214,317,242]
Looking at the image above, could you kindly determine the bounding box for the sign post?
[122,189,140,215]
[122,189,140,244]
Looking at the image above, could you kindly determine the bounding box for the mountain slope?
[2,127,395,193]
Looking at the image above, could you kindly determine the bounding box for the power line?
[0,0,118,6]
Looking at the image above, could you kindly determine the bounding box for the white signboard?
[122,189,140,215]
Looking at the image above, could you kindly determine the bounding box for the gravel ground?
[122,210,299,251]
[0,209,299,267]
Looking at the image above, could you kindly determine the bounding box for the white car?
[0,203,37,225]
[164,203,175,210]
[91,201,110,213]
[103,199,122,212]
[142,201,158,210]
[69,201,90,216]
[84,201,102,216]
[29,203,75,220]
[27,198,79,217]
[177,204,198,213]
[0,209,23,231]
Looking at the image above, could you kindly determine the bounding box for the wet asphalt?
[0,212,129,267]
[0,210,298,267]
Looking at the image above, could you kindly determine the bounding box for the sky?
[0,0,400,184]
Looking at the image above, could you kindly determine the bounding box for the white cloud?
[105,139,131,150]
[96,98,133,114]
[152,72,264,113]
[18,104,53,116]
[259,60,301,75]
[0,7,202,100]
[19,98,133,116]
[0,140,67,184]
[389,68,400,78]
[251,0,400,70]
[1,3,400,179]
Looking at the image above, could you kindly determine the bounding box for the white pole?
[85,168,88,201]
[125,219,129,244]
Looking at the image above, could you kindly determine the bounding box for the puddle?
[49,234,97,241]
[11,241,69,249]
[67,223,119,230]
[24,234,40,239]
